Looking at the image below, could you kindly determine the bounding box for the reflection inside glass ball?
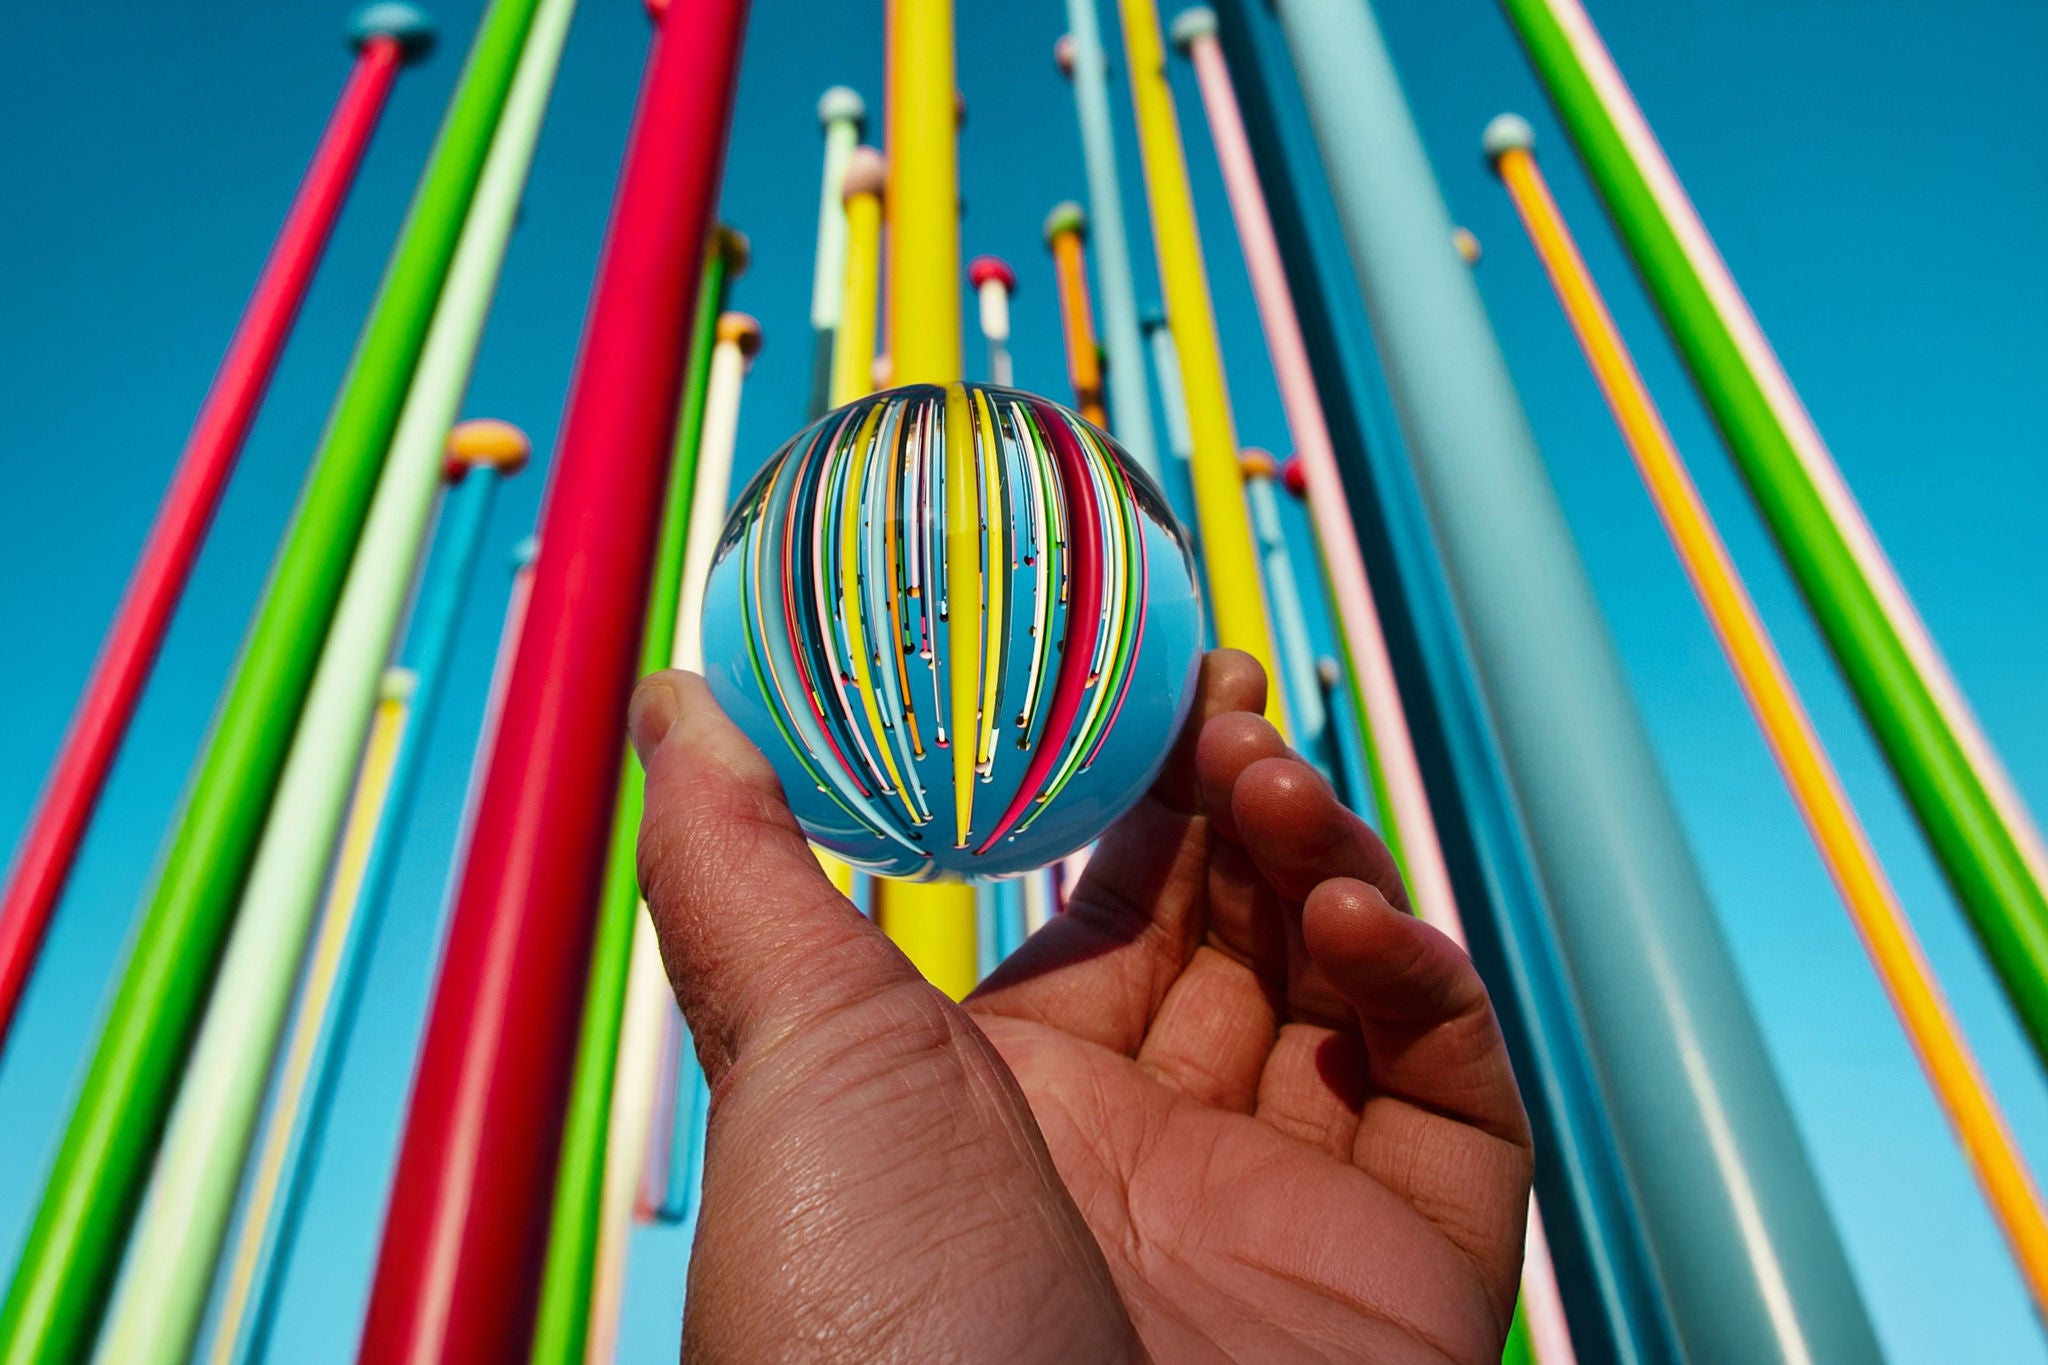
[703,383,1204,880]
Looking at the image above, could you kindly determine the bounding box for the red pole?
[356,1,750,1359]
[0,12,430,1046]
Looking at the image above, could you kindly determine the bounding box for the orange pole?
[1043,202,1109,428]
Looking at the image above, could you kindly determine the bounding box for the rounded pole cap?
[871,354,894,389]
[512,535,539,571]
[968,256,1017,293]
[1279,455,1308,498]
[1054,33,1077,76]
[643,0,668,19]
[380,667,420,703]
[1482,113,1536,168]
[1238,447,1279,480]
[1042,201,1088,246]
[1169,7,1219,53]
[1139,304,1167,331]
[349,2,435,59]
[842,145,887,203]
[817,85,866,130]
[715,224,751,278]
[1451,226,1482,265]
[445,418,531,481]
[1316,656,1342,689]
[716,311,764,359]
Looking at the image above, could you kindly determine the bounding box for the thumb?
[631,669,921,1080]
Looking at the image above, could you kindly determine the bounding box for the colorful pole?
[1204,6,1674,1355]
[1490,117,2048,1314]
[968,256,1017,386]
[0,4,432,1051]
[213,423,528,1365]
[0,4,546,1358]
[1496,0,2048,1060]
[1262,0,1878,1358]
[1113,0,1284,716]
[831,148,886,410]
[586,313,762,1364]
[529,229,741,1365]
[92,3,573,1352]
[357,0,750,1354]
[1236,451,1327,770]
[1042,203,1109,428]
[1051,18,1160,477]
[808,87,866,418]
[872,0,978,999]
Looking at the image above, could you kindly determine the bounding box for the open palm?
[633,652,1531,1363]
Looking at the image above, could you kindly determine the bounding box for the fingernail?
[628,674,681,765]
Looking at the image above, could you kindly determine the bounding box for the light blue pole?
[1312,656,1370,817]
[1138,306,1202,539]
[1264,1,1878,1360]
[1056,1,1161,481]
[230,468,508,1365]
[1241,462,1328,773]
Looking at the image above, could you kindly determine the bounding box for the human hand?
[630,651,1532,1362]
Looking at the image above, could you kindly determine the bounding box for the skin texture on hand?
[630,651,1533,1363]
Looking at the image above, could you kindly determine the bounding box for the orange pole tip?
[444,418,531,480]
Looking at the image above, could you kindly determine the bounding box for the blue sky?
[1,0,2043,1360]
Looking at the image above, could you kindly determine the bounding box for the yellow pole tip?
[445,418,531,479]
[817,85,865,130]
[968,256,1016,294]
[1238,447,1279,480]
[715,224,751,277]
[1043,200,1088,246]
[1481,113,1536,168]
[1168,7,1218,54]
[1451,226,1482,265]
[842,145,887,203]
[716,311,764,357]
[1053,33,1077,76]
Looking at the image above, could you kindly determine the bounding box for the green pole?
[527,227,741,1365]
[0,2,545,1358]
[1496,0,2048,1058]
[88,2,574,1360]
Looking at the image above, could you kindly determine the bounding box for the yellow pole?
[831,147,886,411]
[1493,128,2048,1313]
[885,0,962,384]
[1115,0,1284,728]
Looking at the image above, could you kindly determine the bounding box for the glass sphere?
[703,383,1204,881]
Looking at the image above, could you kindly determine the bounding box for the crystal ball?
[703,383,1204,880]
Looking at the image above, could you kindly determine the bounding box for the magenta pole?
[355,1,751,1358]
[0,5,433,1047]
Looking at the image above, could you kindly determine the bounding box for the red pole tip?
[968,256,1017,293]
[445,418,532,480]
[1054,33,1077,76]
[716,311,764,357]
[642,0,669,22]
[1238,447,1279,480]
[841,146,887,203]
[1279,455,1308,498]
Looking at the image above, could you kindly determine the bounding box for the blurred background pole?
[530,227,741,1365]
[0,3,433,1052]
[1490,118,2048,1315]
[808,87,865,418]
[1052,22,1159,477]
[1496,0,2048,1062]
[831,149,886,409]
[1114,0,1283,711]
[0,3,546,1358]
[1043,204,1108,428]
[214,422,528,1365]
[357,0,750,1355]
[1264,0,1878,1358]
[1236,452,1327,777]
[968,256,1017,385]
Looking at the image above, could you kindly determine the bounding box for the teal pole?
[0,1,547,1358]
[1053,7,1161,480]
[90,2,573,1358]
[1265,0,1878,1360]
[1496,0,2048,1062]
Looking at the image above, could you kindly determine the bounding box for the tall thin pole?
[214,422,528,1365]
[1113,0,1284,721]
[808,88,865,418]
[1051,17,1160,477]
[1043,204,1109,428]
[968,257,1017,386]
[529,229,741,1365]
[0,5,432,1051]
[1496,0,2048,1061]
[1491,118,2048,1316]
[874,0,978,1000]
[586,313,762,1365]
[1236,452,1327,773]
[358,0,749,1353]
[831,148,886,409]
[1264,0,1878,1358]
[0,4,547,1358]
